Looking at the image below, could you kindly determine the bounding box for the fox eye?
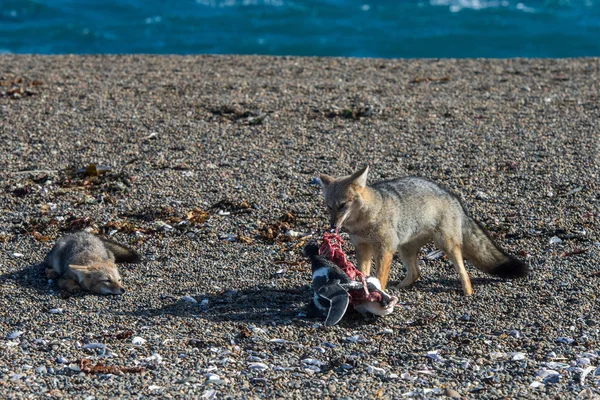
[338,202,347,210]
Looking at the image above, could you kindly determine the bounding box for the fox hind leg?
[396,244,421,289]
[436,237,472,296]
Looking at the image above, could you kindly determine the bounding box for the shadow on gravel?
[121,285,387,327]
[0,263,50,294]
[124,286,311,326]
[395,276,510,294]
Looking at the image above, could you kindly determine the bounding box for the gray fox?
[319,166,528,296]
[44,231,140,295]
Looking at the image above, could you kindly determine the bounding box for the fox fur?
[43,231,140,295]
[319,166,528,296]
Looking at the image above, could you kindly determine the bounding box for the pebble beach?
[1,55,599,399]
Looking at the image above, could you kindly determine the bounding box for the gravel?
[1,55,599,399]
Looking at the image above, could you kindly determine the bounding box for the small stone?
[444,388,461,398]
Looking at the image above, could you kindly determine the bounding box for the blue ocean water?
[1,0,599,57]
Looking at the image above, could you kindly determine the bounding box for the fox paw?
[45,268,59,280]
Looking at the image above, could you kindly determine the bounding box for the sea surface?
[1,0,599,57]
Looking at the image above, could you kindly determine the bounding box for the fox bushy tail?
[462,218,528,278]
[99,237,141,264]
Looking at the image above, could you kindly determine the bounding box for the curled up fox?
[44,232,140,295]
[319,166,528,296]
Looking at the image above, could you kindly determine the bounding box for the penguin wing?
[318,282,350,326]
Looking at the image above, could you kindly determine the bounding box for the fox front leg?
[58,278,82,293]
[355,242,374,276]
[374,248,394,291]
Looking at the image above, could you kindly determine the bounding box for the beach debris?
[12,253,24,258]
[78,358,144,375]
[269,338,287,344]
[75,164,112,177]
[511,352,526,361]
[509,329,521,338]
[186,208,209,224]
[561,248,587,258]
[379,328,394,335]
[148,385,162,391]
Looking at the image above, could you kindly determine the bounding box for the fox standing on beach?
[44,232,140,295]
[319,166,528,296]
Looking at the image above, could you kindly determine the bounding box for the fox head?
[319,165,370,230]
[69,262,125,295]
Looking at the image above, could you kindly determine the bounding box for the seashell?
[535,369,560,379]
[580,366,595,385]
[180,295,197,303]
[7,331,23,340]
[555,337,574,344]
[546,361,569,369]
[204,373,220,381]
[577,357,591,366]
[132,337,146,345]
[146,353,163,363]
[82,343,105,350]
[301,358,325,366]
[304,365,321,373]
[201,390,217,399]
[345,335,361,343]
[367,365,386,375]
[549,236,562,245]
[248,362,269,371]
[426,350,445,362]
[426,250,443,260]
[13,253,24,258]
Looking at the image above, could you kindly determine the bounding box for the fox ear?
[319,174,334,189]
[350,165,369,188]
